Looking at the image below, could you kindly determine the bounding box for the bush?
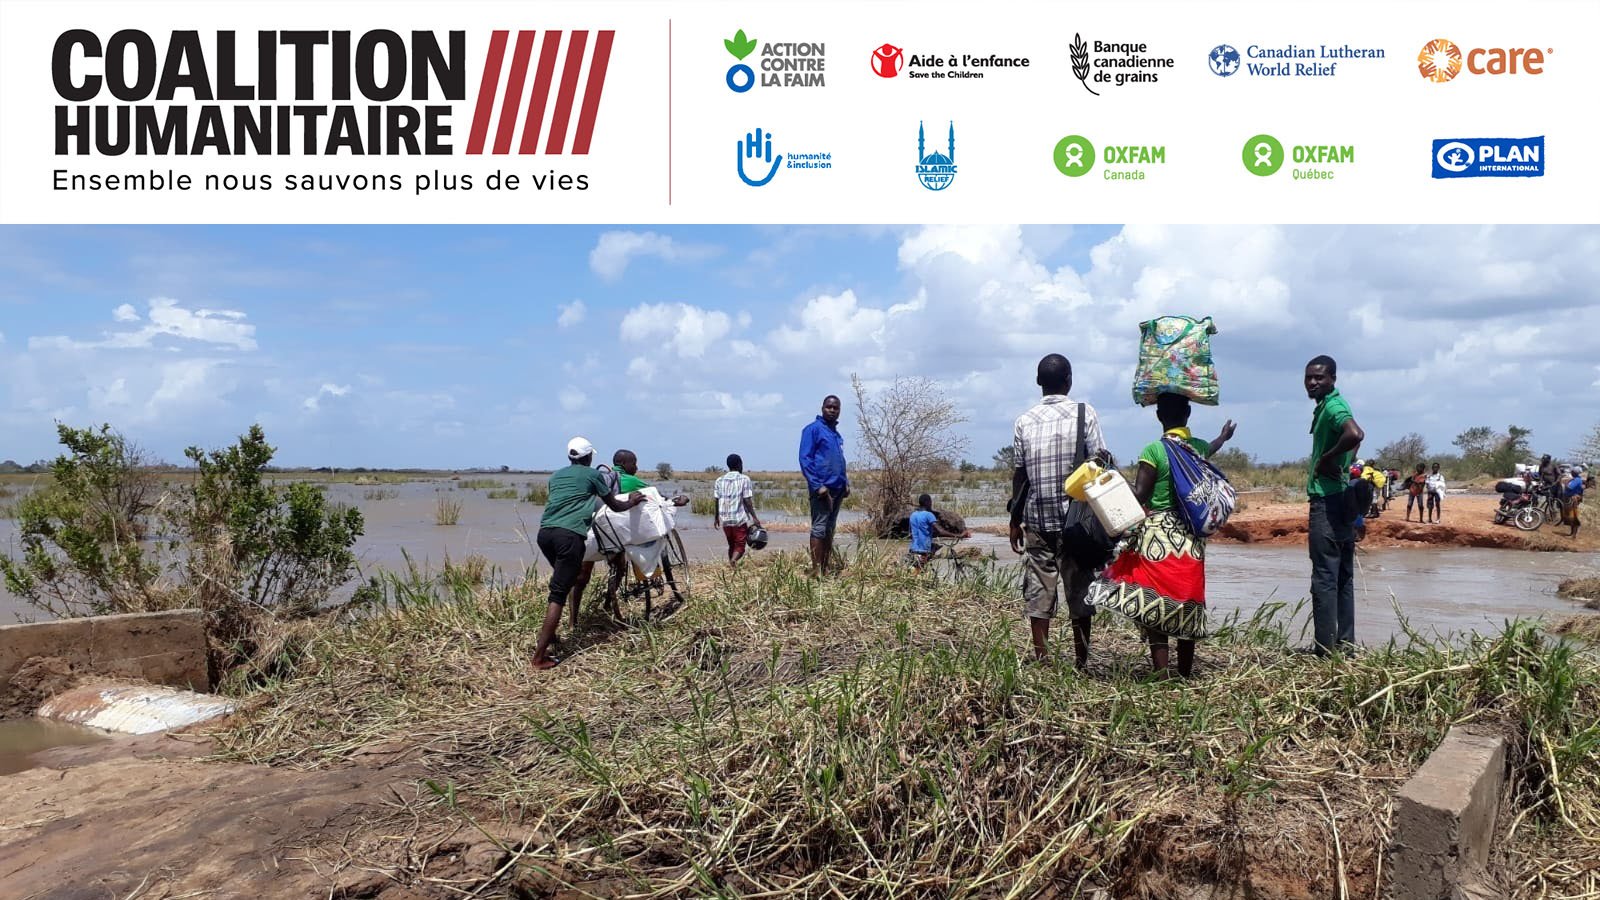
[522,483,549,505]
[656,461,674,480]
[435,496,462,526]
[1,423,365,674]
[0,424,165,616]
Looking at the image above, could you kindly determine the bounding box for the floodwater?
[2,476,1595,644]
[0,719,109,776]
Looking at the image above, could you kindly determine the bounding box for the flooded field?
[2,475,1594,643]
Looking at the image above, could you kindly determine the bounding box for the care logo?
[1070,33,1174,95]
[724,29,826,92]
[914,121,956,190]
[51,28,616,158]
[868,43,1030,80]
[735,127,832,187]
[1417,39,1549,82]
[1432,137,1544,178]
[1053,134,1165,180]
[1208,41,1385,78]
[1242,133,1353,182]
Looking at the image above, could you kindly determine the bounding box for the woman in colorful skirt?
[1089,393,1235,678]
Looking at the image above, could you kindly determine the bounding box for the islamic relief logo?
[1418,39,1462,82]
[915,121,956,190]
[873,44,904,78]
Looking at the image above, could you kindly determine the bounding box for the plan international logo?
[1432,137,1544,178]
[1208,42,1384,78]
[51,28,616,156]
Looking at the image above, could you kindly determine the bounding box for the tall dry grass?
[216,545,1599,898]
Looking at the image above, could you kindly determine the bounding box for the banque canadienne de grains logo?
[51,28,616,159]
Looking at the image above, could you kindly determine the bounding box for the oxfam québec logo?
[725,29,758,92]
[1242,134,1284,175]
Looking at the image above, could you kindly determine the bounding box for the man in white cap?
[532,437,644,669]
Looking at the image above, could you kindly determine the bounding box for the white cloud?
[557,300,587,328]
[302,382,351,412]
[559,387,588,412]
[589,230,719,282]
[620,302,734,358]
[30,298,256,351]
[112,303,140,322]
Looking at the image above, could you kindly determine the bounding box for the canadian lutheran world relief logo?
[915,121,956,190]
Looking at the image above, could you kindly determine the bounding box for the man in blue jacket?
[799,394,849,577]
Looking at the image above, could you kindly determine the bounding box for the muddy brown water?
[3,476,1595,645]
[0,719,110,776]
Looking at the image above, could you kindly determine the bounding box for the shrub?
[435,496,463,526]
[523,483,550,505]
[1,423,365,674]
[655,461,674,480]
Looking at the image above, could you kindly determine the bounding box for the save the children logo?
[724,29,826,92]
[50,28,615,157]
[914,121,956,190]
[1431,137,1544,178]
[1070,34,1174,95]
[735,127,832,187]
[872,44,904,78]
[867,43,1029,80]
[1417,39,1550,82]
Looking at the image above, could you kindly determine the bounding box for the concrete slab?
[1391,726,1507,900]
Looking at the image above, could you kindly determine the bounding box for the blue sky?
[1,225,1596,471]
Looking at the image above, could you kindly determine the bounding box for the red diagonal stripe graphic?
[466,30,509,155]
[519,30,563,155]
[545,30,589,155]
[492,31,537,154]
[571,30,614,155]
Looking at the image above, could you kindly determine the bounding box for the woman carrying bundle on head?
[1088,393,1236,678]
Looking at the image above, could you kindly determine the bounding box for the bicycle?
[907,538,986,585]
[609,529,692,622]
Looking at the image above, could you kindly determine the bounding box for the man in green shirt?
[1304,356,1365,656]
[533,437,644,670]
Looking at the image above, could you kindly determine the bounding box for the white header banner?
[0,0,1594,224]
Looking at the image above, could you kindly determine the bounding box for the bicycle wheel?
[666,531,692,598]
[1514,507,1544,531]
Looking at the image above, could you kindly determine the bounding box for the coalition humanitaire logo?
[50,29,615,156]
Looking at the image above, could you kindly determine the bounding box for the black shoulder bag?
[1060,402,1116,571]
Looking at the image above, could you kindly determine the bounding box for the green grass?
[434,496,462,526]
[486,488,519,500]
[362,488,399,501]
[522,484,549,505]
[690,496,717,517]
[457,478,500,490]
[215,544,1599,898]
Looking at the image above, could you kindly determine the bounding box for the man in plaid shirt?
[1007,354,1109,668]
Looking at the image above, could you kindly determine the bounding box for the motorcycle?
[1492,479,1543,531]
